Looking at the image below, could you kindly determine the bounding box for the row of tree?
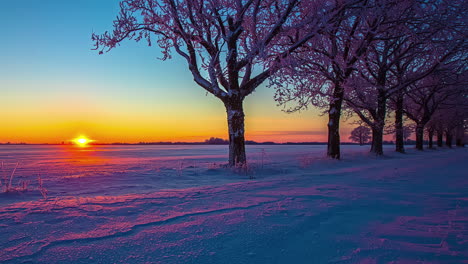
[93,0,467,166]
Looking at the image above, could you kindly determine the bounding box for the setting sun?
[73,136,93,147]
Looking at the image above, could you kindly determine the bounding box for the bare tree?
[345,0,466,155]
[404,70,464,150]
[271,0,383,159]
[424,72,467,149]
[430,94,468,148]
[92,0,327,166]
[349,125,371,145]
[425,120,437,148]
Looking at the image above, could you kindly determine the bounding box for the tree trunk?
[445,132,453,148]
[327,85,344,159]
[437,131,443,147]
[370,90,386,156]
[224,99,246,166]
[370,127,384,155]
[394,94,405,153]
[415,124,424,150]
[455,126,464,147]
[428,129,434,148]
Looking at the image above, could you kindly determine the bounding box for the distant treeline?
[95,141,408,145]
[0,137,414,145]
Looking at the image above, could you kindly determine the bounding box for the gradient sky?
[1,0,356,144]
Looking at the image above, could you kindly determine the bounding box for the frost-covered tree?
[389,48,430,153]
[345,0,466,155]
[423,71,467,149]
[271,0,383,159]
[425,120,437,148]
[349,125,371,145]
[400,3,467,150]
[430,93,468,148]
[344,33,410,156]
[404,71,463,150]
[92,0,327,166]
[430,111,446,147]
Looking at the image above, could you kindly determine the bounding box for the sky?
[0,0,356,144]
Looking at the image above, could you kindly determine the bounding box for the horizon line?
[0,141,403,146]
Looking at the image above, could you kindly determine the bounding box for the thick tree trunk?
[370,127,384,155]
[394,94,405,153]
[445,132,453,148]
[415,124,424,150]
[224,99,246,166]
[437,131,443,147]
[327,85,344,159]
[428,129,434,148]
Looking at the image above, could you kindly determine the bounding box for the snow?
[0,145,467,263]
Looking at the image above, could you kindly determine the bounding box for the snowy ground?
[0,145,467,263]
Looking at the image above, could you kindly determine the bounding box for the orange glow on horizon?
[72,136,94,147]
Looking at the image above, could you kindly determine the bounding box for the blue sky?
[0,0,335,143]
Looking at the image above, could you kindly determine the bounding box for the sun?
[73,136,93,147]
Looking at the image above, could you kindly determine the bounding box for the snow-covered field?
[0,145,467,263]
